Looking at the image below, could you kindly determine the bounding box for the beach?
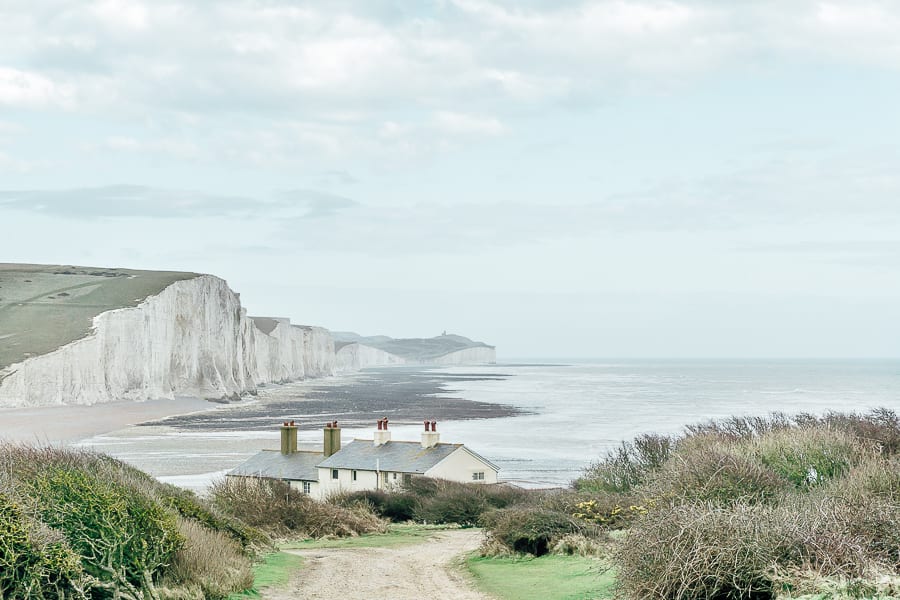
[0,396,216,444]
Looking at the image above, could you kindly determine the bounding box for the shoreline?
[0,396,222,444]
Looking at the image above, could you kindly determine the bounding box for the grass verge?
[227,552,303,598]
[466,554,615,600]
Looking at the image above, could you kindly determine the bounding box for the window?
[392,473,398,480]
[472,471,485,481]
[403,474,412,485]
[332,469,339,480]
[352,470,357,481]
[382,472,389,484]
[302,481,312,494]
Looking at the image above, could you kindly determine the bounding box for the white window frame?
[302,481,312,494]
[472,471,485,481]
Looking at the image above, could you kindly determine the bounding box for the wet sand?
[148,367,523,432]
[0,396,216,444]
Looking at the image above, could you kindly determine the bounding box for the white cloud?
[434,111,506,136]
[0,67,75,108]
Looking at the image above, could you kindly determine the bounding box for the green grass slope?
[0,263,198,370]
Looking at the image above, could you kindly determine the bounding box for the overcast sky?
[2,0,900,358]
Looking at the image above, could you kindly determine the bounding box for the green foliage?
[576,434,672,494]
[650,443,788,504]
[158,485,269,551]
[0,444,262,599]
[750,427,860,487]
[0,491,85,599]
[28,466,184,597]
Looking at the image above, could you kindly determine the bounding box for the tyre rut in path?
[267,528,491,600]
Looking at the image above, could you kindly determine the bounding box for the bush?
[163,518,253,600]
[649,444,787,505]
[210,477,386,538]
[0,444,263,600]
[407,479,533,526]
[749,427,861,487]
[617,502,784,599]
[28,466,184,598]
[330,490,418,522]
[576,434,672,493]
[0,491,85,600]
[481,507,588,556]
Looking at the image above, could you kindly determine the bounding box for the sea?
[79,359,900,491]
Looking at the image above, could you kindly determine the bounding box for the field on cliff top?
[0,263,198,370]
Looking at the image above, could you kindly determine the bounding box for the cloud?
[434,111,506,136]
[275,189,359,219]
[5,0,900,166]
[0,67,75,108]
[0,185,288,219]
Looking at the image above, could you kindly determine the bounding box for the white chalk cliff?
[334,342,407,373]
[0,275,335,407]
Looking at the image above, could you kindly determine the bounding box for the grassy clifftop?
[0,263,198,370]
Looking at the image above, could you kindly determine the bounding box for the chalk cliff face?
[335,342,407,373]
[430,346,497,365]
[0,276,335,407]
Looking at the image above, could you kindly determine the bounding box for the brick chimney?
[280,421,298,455]
[373,417,391,446]
[323,420,342,458]
[421,419,440,448]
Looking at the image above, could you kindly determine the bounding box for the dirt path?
[269,529,491,600]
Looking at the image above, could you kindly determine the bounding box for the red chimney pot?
[431,420,437,431]
[383,418,389,429]
[424,420,430,432]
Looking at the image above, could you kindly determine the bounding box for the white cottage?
[228,419,499,500]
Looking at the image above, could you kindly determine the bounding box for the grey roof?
[229,450,322,481]
[317,440,464,474]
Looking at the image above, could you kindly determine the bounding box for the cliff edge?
[0,265,334,407]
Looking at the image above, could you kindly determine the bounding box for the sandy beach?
[0,396,217,444]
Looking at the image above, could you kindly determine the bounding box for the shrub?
[617,502,785,599]
[749,427,861,487]
[407,479,533,526]
[648,444,787,505]
[576,434,672,493]
[28,466,184,598]
[330,490,418,522]
[550,533,608,557]
[481,507,588,557]
[163,518,253,600]
[0,491,85,600]
[209,477,386,538]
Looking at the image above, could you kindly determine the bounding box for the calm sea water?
[421,359,900,487]
[80,359,900,490]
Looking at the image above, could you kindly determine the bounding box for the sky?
[1,0,900,358]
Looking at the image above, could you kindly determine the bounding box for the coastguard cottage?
[227,418,499,500]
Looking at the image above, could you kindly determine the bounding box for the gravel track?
[267,528,491,600]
